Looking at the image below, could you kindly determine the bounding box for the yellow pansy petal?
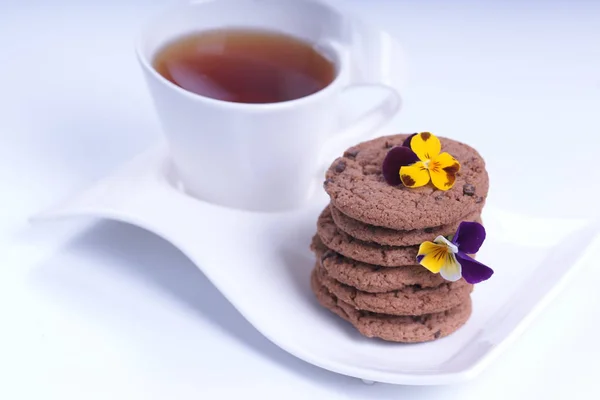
[440,254,462,281]
[410,132,441,161]
[417,241,449,273]
[399,162,430,188]
[429,152,461,191]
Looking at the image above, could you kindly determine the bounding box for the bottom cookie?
[311,267,472,343]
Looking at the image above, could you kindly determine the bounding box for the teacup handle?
[317,21,407,172]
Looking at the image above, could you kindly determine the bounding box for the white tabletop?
[1,0,599,398]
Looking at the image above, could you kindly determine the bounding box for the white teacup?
[137,0,406,212]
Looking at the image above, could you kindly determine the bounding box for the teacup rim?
[134,0,350,111]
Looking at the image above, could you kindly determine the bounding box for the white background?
[1,0,600,398]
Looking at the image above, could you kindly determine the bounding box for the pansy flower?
[382,132,461,190]
[417,221,493,284]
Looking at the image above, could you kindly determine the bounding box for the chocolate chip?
[334,160,346,173]
[384,141,393,148]
[434,195,444,201]
[424,227,434,234]
[463,184,476,196]
[344,148,360,159]
[475,196,484,204]
[434,330,442,339]
[323,178,334,187]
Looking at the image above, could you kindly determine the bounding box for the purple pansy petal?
[402,133,417,147]
[382,146,420,185]
[456,251,493,284]
[452,221,486,254]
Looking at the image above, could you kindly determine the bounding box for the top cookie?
[323,134,489,230]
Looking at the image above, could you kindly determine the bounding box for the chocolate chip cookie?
[316,265,473,316]
[311,268,472,343]
[323,134,488,230]
[312,235,447,293]
[330,205,482,247]
[317,207,418,267]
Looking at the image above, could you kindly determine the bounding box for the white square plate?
[33,145,600,385]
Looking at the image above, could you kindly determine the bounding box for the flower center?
[423,159,431,169]
[434,235,458,253]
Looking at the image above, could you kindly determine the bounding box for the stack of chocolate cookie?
[310,134,489,343]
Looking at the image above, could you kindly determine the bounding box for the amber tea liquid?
[153,29,336,104]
